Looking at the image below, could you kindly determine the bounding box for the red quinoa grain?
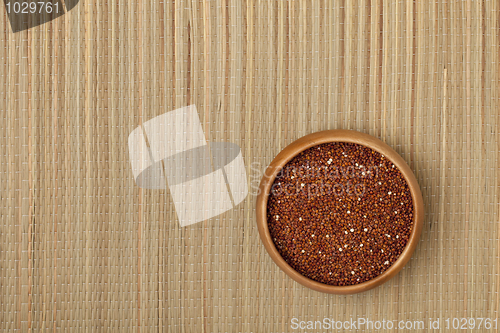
[267,142,414,286]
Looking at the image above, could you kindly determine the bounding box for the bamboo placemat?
[1,0,499,332]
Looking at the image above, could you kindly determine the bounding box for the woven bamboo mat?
[1,0,499,332]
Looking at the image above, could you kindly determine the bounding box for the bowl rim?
[255,129,424,295]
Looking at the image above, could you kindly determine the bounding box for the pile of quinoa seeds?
[267,142,414,286]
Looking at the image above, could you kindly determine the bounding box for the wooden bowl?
[256,130,424,294]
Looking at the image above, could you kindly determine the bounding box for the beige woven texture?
[1,0,499,332]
